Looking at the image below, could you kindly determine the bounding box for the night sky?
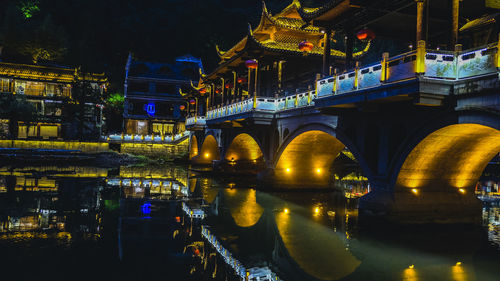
[0,0,327,91]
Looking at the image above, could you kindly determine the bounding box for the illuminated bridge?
[187,43,500,224]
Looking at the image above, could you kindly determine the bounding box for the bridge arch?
[395,123,500,192]
[224,133,265,163]
[273,123,371,188]
[197,134,220,165]
[189,135,199,160]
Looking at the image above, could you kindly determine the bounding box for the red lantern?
[237,77,247,83]
[215,89,221,94]
[245,59,258,69]
[225,83,233,89]
[298,40,314,52]
[175,216,181,222]
[199,88,207,94]
[179,105,186,111]
[189,99,196,105]
[356,29,375,42]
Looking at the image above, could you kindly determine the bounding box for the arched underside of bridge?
[390,124,500,223]
[224,133,264,164]
[189,135,198,160]
[195,135,220,165]
[275,130,347,188]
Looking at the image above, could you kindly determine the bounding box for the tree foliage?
[0,93,38,138]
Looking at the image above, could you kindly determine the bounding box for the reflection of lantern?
[175,216,181,223]
[356,29,375,42]
[199,88,207,94]
[189,99,196,105]
[245,59,258,69]
[237,77,247,83]
[225,83,233,89]
[215,89,221,94]
[298,40,314,52]
[180,105,186,110]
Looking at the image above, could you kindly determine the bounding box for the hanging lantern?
[189,99,196,105]
[199,88,207,94]
[237,77,247,83]
[245,59,258,69]
[215,89,221,94]
[356,29,375,42]
[179,105,186,110]
[298,40,314,52]
[225,83,233,89]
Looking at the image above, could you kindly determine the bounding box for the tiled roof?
[0,62,106,83]
[460,13,499,32]
[250,33,371,58]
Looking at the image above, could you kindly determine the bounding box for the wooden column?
[416,0,425,43]
[322,28,332,76]
[345,30,354,70]
[254,60,259,96]
[451,0,459,47]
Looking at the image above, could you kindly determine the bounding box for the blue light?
[141,202,152,215]
[145,103,156,115]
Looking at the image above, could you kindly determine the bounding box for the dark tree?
[0,94,38,139]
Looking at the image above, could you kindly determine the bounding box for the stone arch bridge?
[187,46,500,223]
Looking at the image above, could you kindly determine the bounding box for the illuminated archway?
[275,129,346,187]
[224,133,264,163]
[189,135,198,159]
[198,135,220,164]
[396,124,500,192]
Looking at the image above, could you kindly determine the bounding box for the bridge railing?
[105,131,189,144]
[186,116,206,126]
[316,42,499,98]
[205,91,318,120]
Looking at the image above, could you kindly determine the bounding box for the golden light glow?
[458,189,465,194]
[275,205,360,280]
[409,265,415,269]
[284,208,289,214]
[224,133,263,162]
[275,130,345,187]
[456,262,462,266]
[189,135,198,159]
[197,135,220,164]
[314,207,320,214]
[396,124,500,191]
[224,188,263,227]
[412,188,418,194]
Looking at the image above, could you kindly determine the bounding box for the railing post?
[416,40,426,74]
[380,53,389,82]
[253,94,257,109]
[333,68,338,95]
[354,61,360,90]
[496,33,500,68]
[455,44,462,80]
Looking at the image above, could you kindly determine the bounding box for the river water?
[0,164,498,281]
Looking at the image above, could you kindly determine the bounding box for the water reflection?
[0,164,498,281]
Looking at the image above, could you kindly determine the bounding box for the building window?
[0,78,10,92]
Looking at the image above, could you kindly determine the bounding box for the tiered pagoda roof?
[0,62,107,84]
[207,0,371,80]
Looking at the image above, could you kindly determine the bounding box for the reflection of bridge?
[189,44,500,223]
